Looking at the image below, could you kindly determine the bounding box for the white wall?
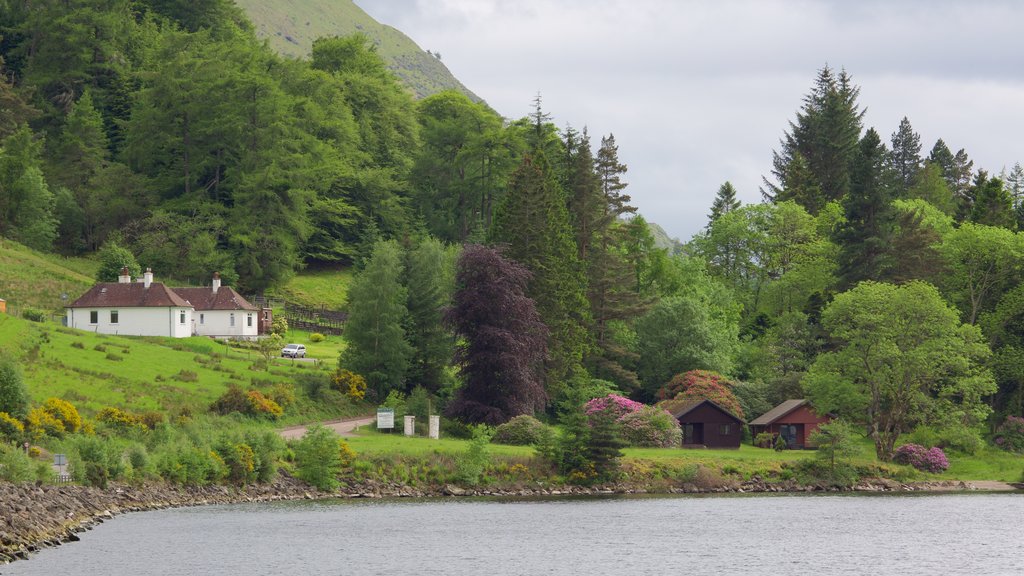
[66,307,194,338]
[193,309,257,338]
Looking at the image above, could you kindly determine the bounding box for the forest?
[1,0,1023,464]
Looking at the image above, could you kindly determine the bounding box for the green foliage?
[95,240,141,282]
[341,240,412,399]
[0,125,58,251]
[404,237,457,392]
[0,443,49,483]
[492,415,549,446]
[809,419,858,473]
[804,281,996,460]
[0,356,29,418]
[309,332,325,343]
[906,424,982,456]
[455,425,492,485]
[618,406,681,448]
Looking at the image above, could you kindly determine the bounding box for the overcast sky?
[357,0,1024,242]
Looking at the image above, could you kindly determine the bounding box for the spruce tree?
[708,181,741,227]
[970,174,1015,229]
[835,128,894,288]
[888,116,922,196]
[763,65,864,212]
[404,237,457,393]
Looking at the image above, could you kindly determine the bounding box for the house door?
[779,424,798,448]
[684,424,704,445]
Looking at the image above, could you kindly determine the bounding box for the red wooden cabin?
[670,399,744,449]
[748,399,830,449]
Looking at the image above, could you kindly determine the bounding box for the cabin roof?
[748,399,811,426]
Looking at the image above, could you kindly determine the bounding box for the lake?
[2,493,1022,576]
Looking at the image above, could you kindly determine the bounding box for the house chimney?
[212,272,221,294]
[143,268,153,289]
[118,267,131,284]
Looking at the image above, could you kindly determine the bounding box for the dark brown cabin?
[748,399,830,449]
[670,399,744,449]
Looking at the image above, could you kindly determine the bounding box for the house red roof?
[748,399,810,426]
[173,287,257,311]
[68,283,191,308]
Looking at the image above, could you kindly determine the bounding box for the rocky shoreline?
[2,475,1019,565]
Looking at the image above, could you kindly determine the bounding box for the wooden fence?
[248,295,348,336]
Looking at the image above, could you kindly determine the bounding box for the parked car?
[281,343,306,358]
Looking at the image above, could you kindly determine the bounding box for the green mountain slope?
[0,239,97,313]
[233,0,481,101]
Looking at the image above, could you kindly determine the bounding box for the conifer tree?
[0,125,58,250]
[490,153,590,400]
[888,116,922,196]
[340,240,413,399]
[708,181,741,227]
[970,173,1015,229]
[404,237,457,393]
[835,128,894,288]
[764,65,864,212]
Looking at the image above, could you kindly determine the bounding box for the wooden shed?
[748,399,830,449]
[670,399,744,449]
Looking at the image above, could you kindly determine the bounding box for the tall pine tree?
[888,116,922,196]
[708,181,741,227]
[835,128,894,288]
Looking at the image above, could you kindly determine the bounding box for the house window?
[179,311,186,324]
[719,424,731,435]
[89,310,98,324]
[110,310,119,324]
[200,313,204,325]
[230,313,235,327]
[263,311,269,320]
[247,314,253,327]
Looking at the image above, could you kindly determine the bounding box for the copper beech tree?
[445,244,548,425]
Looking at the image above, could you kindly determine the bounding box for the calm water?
[3,493,1022,576]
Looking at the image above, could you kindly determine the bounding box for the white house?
[66,269,194,337]
[174,273,259,338]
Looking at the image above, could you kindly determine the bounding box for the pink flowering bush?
[618,406,682,448]
[893,443,949,473]
[584,394,644,421]
[993,416,1024,453]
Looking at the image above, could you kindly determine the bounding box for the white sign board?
[428,415,440,439]
[377,408,395,429]
[404,415,416,436]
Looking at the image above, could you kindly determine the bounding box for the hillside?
[647,221,684,254]
[0,239,97,313]
[233,0,481,102]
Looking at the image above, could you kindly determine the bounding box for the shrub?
[331,369,367,401]
[26,407,65,439]
[993,416,1024,453]
[893,444,949,473]
[309,333,326,343]
[754,432,775,448]
[93,344,107,352]
[154,444,224,486]
[42,398,81,433]
[0,411,25,441]
[656,370,745,420]
[71,341,85,349]
[96,406,146,435]
[211,384,250,415]
[0,357,29,418]
[270,316,288,336]
[216,441,257,485]
[907,424,982,455]
[492,415,549,446]
[105,352,123,361]
[583,394,643,421]
[0,443,48,483]
[174,370,199,382]
[456,425,493,485]
[618,406,681,448]
[268,383,295,410]
[294,424,344,491]
[21,308,47,322]
[246,390,283,419]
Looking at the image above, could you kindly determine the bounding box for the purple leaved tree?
[445,244,548,425]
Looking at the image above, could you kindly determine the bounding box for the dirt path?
[279,415,375,440]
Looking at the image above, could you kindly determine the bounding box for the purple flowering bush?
[893,443,949,473]
[584,394,644,421]
[993,416,1024,453]
[618,406,682,448]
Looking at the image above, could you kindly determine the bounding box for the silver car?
[281,343,306,358]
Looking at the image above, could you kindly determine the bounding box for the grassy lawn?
[269,266,353,310]
[281,327,347,362]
